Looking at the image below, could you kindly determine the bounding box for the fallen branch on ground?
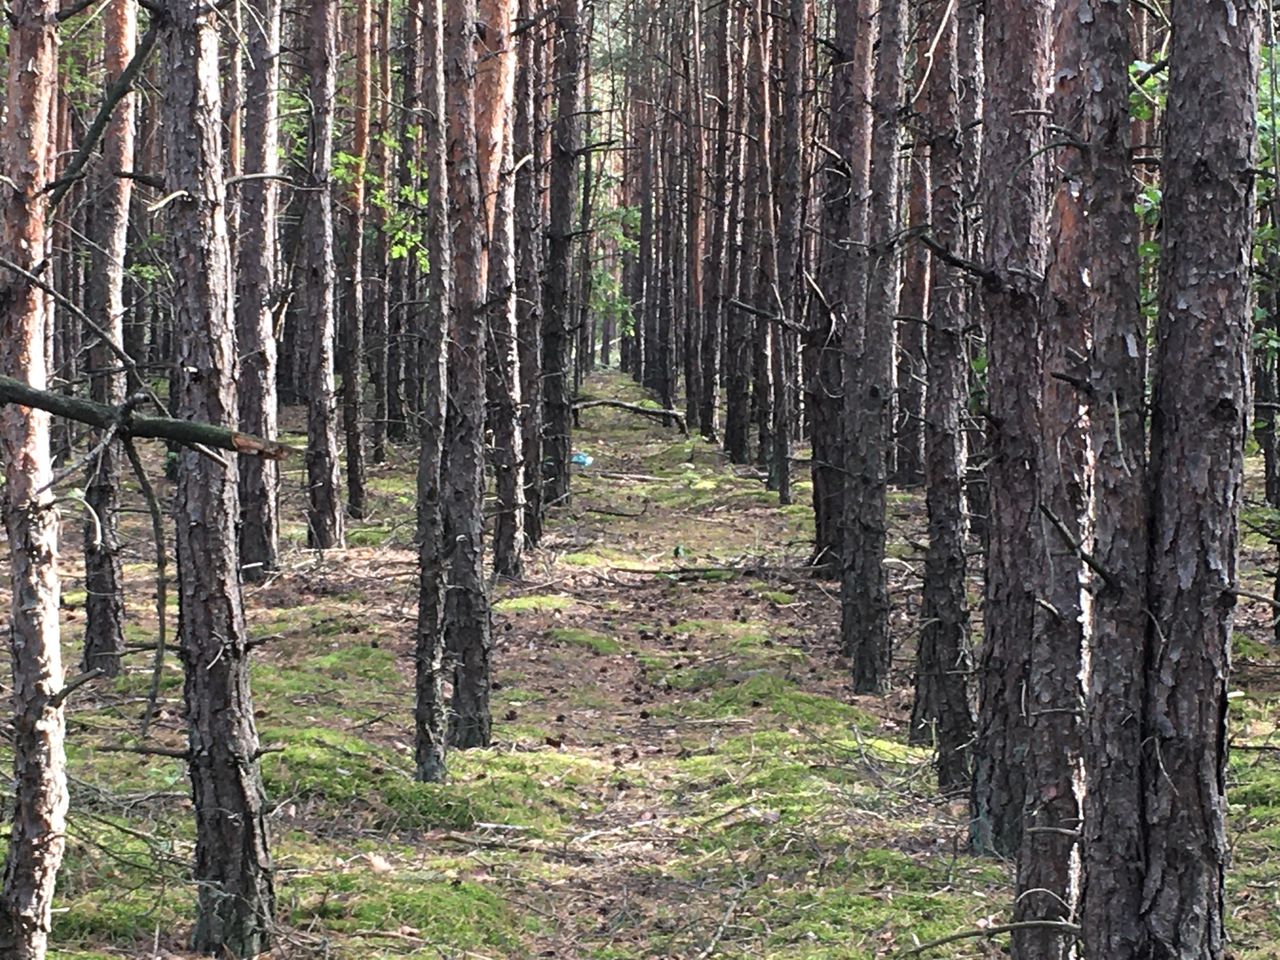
[901,920,1082,957]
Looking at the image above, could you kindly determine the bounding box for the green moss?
[676,674,875,729]
[346,524,394,547]
[494,594,575,613]
[546,627,621,655]
[285,870,523,951]
[308,643,399,682]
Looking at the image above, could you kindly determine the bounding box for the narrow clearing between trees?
[41,371,1280,958]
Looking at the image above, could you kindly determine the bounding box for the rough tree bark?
[970,0,1051,858]
[416,0,452,782]
[515,0,545,546]
[0,1,67,953]
[478,0,525,579]
[844,0,905,692]
[83,0,137,675]
[834,0,875,619]
[368,0,392,465]
[1142,2,1259,955]
[300,0,344,549]
[444,0,494,749]
[542,0,583,508]
[1060,0,1144,956]
[235,0,282,582]
[341,0,371,519]
[160,0,275,949]
[908,0,973,794]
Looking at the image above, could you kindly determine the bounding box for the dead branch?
[902,920,1081,956]
[0,374,295,459]
[573,398,688,434]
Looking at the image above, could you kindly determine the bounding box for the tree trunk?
[416,0,452,782]
[843,0,905,692]
[300,0,344,549]
[236,0,282,582]
[908,0,973,794]
[160,0,275,949]
[83,0,137,675]
[478,0,524,580]
[970,0,1051,858]
[342,0,371,519]
[515,1,545,546]
[1011,0,1102,946]
[698,0,730,442]
[368,0,392,465]
[1061,0,1144,957]
[0,1,67,953]
[386,0,421,443]
[542,0,583,508]
[1142,3,1258,955]
[444,0,494,749]
[894,99,928,488]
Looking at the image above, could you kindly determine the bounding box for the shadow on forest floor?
[23,369,1280,958]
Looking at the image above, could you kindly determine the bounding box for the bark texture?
[416,0,452,782]
[161,0,275,950]
[1142,2,1259,955]
[235,0,282,581]
[300,0,344,549]
[83,0,137,675]
[0,1,67,953]
[542,0,583,508]
[909,0,973,793]
[970,0,1051,858]
[444,0,494,749]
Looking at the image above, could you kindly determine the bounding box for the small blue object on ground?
[571,452,594,468]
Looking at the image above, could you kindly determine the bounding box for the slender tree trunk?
[970,0,1051,858]
[699,0,730,442]
[843,0,905,691]
[0,2,67,953]
[683,7,705,434]
[478,0,524,579]
[515,1,545,546]
[342,0,372,519]
[894,93,928,487]
[1010,0,1101,945]
[300,0,344,549]
[908,0,972,793]
[542,0,583,508]
[160,0,276,949]
[810,0,851,567]
[722,8,751,465]
[236,0,282,582]
[416,0,452,782]
[444,0,494,749]
[83,0,137,674]
[386,0,421,443]
[774,0,808,508]
[1063,0,1144,957]
[1142,3,1258,955]
[368,0,392,464]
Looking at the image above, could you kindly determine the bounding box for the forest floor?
[22,369,1280,959]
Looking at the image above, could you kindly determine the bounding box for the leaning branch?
[0,375,295,460]
[573,398,688,435]
[47,21,162,209]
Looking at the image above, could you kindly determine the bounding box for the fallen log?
[0,374,295,459]
[573,398,687,435]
